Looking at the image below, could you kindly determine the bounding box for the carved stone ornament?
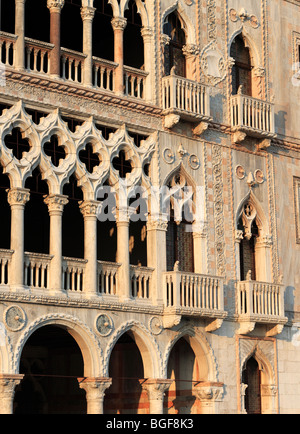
[162,147,175,164]
[4,305,26,332]
[235,165,245,180]
[229,8,259,28]
[95,314,114,336]
[200,42,227,85]
[149,316,163,335]
[188,154,200,170]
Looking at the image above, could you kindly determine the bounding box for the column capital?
[111,17,127,31]
[79,200,100,218]
[0,374,24,414]
[78,377,112,396]
[141,26,153,40]
[7,188,30,207]
[182,43,200,57]
[47,0,65,12]
[140,378,172,401]
[146,215,168,232]
[193,382,224,402]
[44,194,69,215]
[81,6,96,21]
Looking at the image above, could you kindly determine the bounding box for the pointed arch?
[161,0,196,45]
[235,189,269,237]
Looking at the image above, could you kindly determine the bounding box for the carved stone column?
[182,44,199,81]
[79,200,99,296]
[193,382,224,414]
[15,0,26,70]
[7,188,30,287]
[0,374,24,414]
[47,0,65,78]
[146,215,168,305]
[78,377,112,414]
[141,379,172,414]
[44,194,69,293]
[140,26,153,102]
[81,6,96,87]
[116,206,130,301]
[240,382,248,414]
[111,17,127,95]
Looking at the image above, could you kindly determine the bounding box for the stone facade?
[0,0,299,414]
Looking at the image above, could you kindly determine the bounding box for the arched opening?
[1,0,15,34]
[230,34,253,96]
[24,167,50,255]
[238,216,259,281]
[163,11,186,77]
[62,173,84,259]
[165,337,199,414]
[25,0,49,43]
[242,357,261,414]
[61,0,83,53]
[93,0,114,61]
[96,181,117,263]
[14,325,86,414]
[124,0,144,69]
[104,332,146,414]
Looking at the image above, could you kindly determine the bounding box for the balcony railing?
[163,271,225,313]
[162,72,211,120]
[130,265,153,301]
[24,252,52,289]
[93,56,117,92]
[0,249,13,285]
[62,256,87,292]
[0,32,17,67]
[97,260,120,296]
[230,93,275,138]
[237,280,288,335]
[25,37,53,75]
[124,66,148,99]
[60,47,86,84]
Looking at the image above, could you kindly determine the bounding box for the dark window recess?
[43,135,66,167]
[230,35,252,96]
[79,143,101,174]
[129,132,148,147]
[93,0,114,61]
[4,128,30,160]
[112,150,132,179]
[61,1,82,52]
[96,124,116,140]
[25,0,49,42]
[26,108,48,125]
[61,116,83,133]
[0,104,13,115]
[124,0,144,69]
[163,12,186,77]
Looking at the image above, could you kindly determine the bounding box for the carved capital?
[111,17,127,32]
[141,379,173,401]
[79,200,100,218]
[47,0,65,12]
[44,194,69,215]
[78,377,112,400]
[7,188,30,207]
[182,44,200,57]
[80,6,96,21]
[193,383,224,402]
[141,26,153,41]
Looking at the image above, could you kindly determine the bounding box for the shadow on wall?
[275,110,287,136]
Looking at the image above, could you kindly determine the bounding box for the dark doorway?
[163,12,186,77]
[230,34,252,96]
[14,325,86,414]
[242,357,261,414]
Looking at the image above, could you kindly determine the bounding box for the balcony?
[162,70,212,129]
[163,271,227,331]
[237,280,288,336]
[230,92,276,146]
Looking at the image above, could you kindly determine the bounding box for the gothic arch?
[161,0,196,45]
[13,313,103,378]
[236,189,269,237]
[103,320,162,378]
[162,326,219,381]
[228,28,260,68]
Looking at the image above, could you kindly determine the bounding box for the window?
[163,12,186,77]
[294,177,300,244]
[230,34,253,96]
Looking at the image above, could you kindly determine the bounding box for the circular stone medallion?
[4,305,26,332]
[149,316,163,335]
[95,314,114,336]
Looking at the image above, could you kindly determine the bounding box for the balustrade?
[24,252,52,289]
[130,265,153,300]
[0,249,13,285]
[230,94,275,137]
[124,66,148,99]
[60,48,86,83]
[97,261,120,296]
[62,257,87,292]
[93,57,116,91]
[0,32,17,67]
[25,38,53,74]
[163,271,224,312]
[162,73,210,118]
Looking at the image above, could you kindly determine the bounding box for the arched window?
[25,0,49,42]
[238,215,259,281]
[124,0,144,69]
[230,34,253,96]
[93,0,114,61]
[61,0,82,52]
[163,11,186,77]
[242,357,261,414]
